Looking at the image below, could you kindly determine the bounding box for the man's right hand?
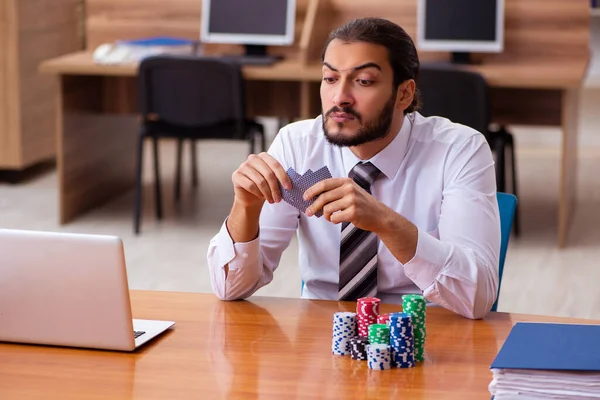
[231,152,292,209]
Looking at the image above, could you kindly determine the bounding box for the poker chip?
[357,297,380,337]
[332,312,357,356]
[389,312,415,368]
[349,336,369,360]
[367,344,392,370]
[402,294,427,362]
[368,323,390,345]
[377,313,390,325]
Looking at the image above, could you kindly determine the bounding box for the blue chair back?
[492,192,517,311]
[301,192,517,312]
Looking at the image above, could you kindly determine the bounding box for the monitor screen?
[201,0,296,46]
[417,0,504,53]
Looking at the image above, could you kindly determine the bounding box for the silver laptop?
[0,229,175,351]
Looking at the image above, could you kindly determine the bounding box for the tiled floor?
[1,111,599,319]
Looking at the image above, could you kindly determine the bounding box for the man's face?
[320,39,397,147]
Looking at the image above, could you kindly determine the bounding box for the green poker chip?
[402,294,427,362]
[368,323,390,345]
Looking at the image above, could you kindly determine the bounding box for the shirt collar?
[340,113,413,180]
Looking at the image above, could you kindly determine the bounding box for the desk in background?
[0,291,598,399]
[39,52,323,227]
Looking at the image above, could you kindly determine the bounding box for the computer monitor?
[200,0,296,58]
[417,0,505,64]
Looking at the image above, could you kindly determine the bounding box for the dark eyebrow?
[322,62,382,73]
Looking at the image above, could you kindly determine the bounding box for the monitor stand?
[243,45,283,61]
[244,45,268,57]
[220,44,283,65]
[451,52,473,65]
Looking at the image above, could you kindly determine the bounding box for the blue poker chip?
[389,312,415,368]
[332,312,357,356]
[367,344,392,370]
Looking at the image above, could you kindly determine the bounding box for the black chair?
[134,55,266,234]
[417,63,520,235]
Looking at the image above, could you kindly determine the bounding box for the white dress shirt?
[207,112,501,319]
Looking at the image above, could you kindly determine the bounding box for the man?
[207,17,500,320]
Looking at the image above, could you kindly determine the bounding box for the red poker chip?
[358,297,380,303]
[377,314,390,324]
[359,309,377,316]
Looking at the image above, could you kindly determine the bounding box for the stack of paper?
[490,322,600,399]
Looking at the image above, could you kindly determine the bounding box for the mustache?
[325,106,362,122]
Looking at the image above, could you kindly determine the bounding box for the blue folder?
[118,37,195,47]
[491,322,600,371]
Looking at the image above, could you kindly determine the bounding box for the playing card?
[278,166,332,217]
[295,166,333,192]
[287,167,302,182]
[279,168,313,214]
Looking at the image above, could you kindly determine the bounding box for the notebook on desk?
[489,322,600,399]
[0,229,175,351]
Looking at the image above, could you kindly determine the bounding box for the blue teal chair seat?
[300,192,517,312]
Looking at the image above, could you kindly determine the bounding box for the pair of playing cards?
[278,166,333,217]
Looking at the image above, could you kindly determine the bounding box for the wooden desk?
[0,291,596,399]
[40,52,323,81]
[40,51,584,246]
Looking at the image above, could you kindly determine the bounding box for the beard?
[322,94,396,148]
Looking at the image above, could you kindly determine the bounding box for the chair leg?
[153,137,163,220]
[175,138,183,202]
[494,135,506,193]
[133,133,145,235]
[508,135,520,236]
[259,129,266,152]
[191,139,199,188]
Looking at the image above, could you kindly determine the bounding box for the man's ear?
[395,79,416,111]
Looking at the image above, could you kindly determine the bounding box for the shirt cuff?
[402,228,450,290]
[213,220,261,271]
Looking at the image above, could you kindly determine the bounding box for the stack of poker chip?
[349,336,369,360]
[357,297,380,337]
[368,323,390,345]
[367,344,392,370]
[331,312,357,356]
[389,312,415,368]
[402,294,427,362]
[377,313,390,325]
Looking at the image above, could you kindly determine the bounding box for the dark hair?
[321,17,421,114]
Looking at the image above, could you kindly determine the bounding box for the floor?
[1,102,600,320]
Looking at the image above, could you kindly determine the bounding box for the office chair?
[301,192,517,313]
[493,192,517,312]
[417,63,520,236]
[134,55,266,234]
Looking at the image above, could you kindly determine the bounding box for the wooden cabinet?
[0,0,82,170]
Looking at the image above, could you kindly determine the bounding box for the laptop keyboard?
[134,330,146,339]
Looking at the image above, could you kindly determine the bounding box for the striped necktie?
[338,161,382,301]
